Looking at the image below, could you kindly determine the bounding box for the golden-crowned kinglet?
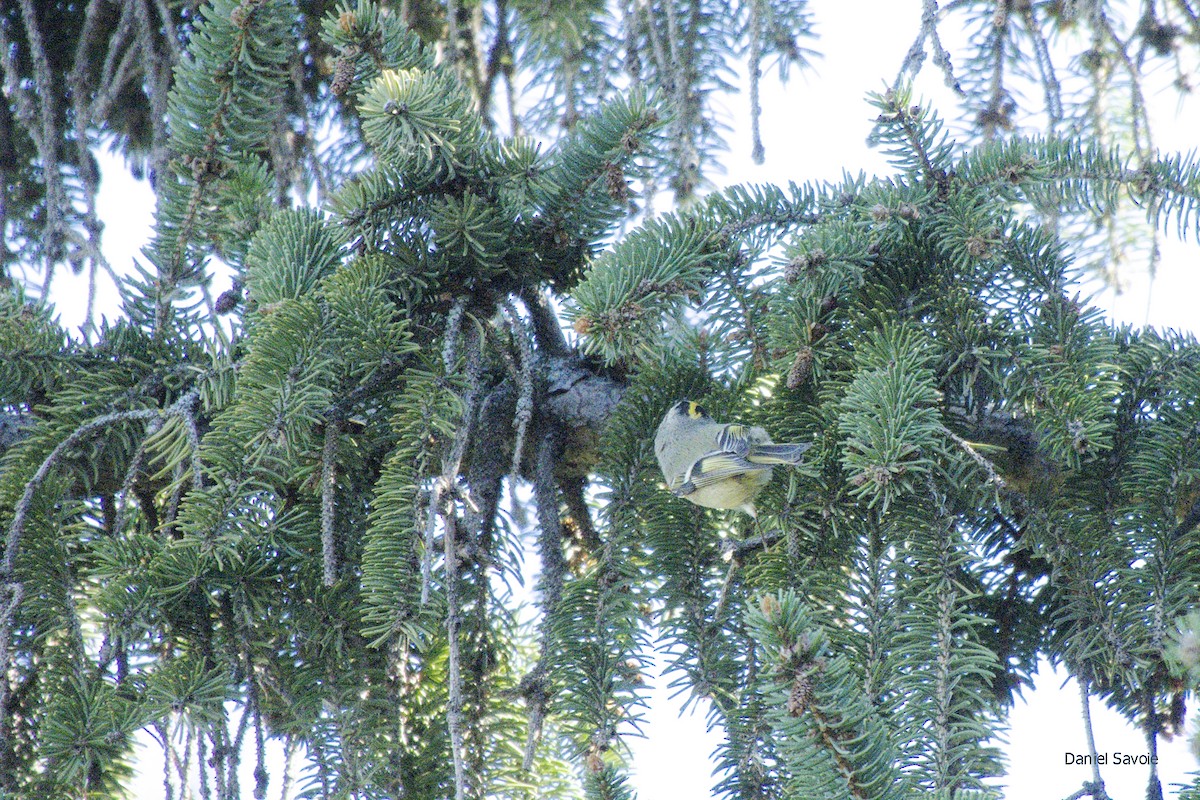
[654,400,811,517]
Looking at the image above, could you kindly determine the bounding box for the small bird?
[654,400,812,517]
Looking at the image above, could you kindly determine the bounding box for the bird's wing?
[746,441,812,465]
[672,450,769,496]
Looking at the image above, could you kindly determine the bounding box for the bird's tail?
[748,442,812,465]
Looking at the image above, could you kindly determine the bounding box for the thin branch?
[445,0,461,71]
[4,406,163,579]
[0,11,36,129]
[500,299,534,485]
[1095,9,1154,161]
[226,696,254,797]
[436,324,484,800]
[150,0,181,65]
[180,394,205,492]
[944,427,1007,491]
[137,0,176,177]
[522,427,568,770]
[419,487,436,607]
[638,0,669,81]
[252,696,267,800]
[68,0,113,336]
[1078,679,1110,800]
[442,296,468,371]
[1019,5,1063,129]
[279,735,298,800]
[722,262,768,370]
[479,0,510,125]
[727,527,783,560]
[15,0,67,285]
[1063,784,1108,800]
[197,725,212,800]
[896,24,929,87]
[622,0,642,86]
[442,501,467,800]
[925,0,964,95]
[559,474,600,551]
[322,353,412,425]
[152,722,177,800]
[748,0,764,164]
[114,417,163,534]
[321,421,340,587]
[519,287,571,357]
[982,1,1011,140]
[1142,684,1163,800]
[96,1,139,101]
[0,391,199,738]
[712,556,738,627]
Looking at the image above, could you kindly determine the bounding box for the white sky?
[48,0,1200,797]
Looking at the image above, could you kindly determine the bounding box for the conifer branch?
[981,2,1010,141]
[479,0,510,125]
[466,382,514,551]
[4,405,162,578]
[115,417,162,535]
[712,557,739,628]
[94,2,138,109]
[520,287,571,357]
[1018,5,1063,128]
[522,427,568,770]
[321,421,340,587]
[943,427,1006,491]
[1076,679,1110,800]
[252,690,267,800]
[7,3,1200,794]
[721,262,768,370]
[442,499,467,800]
[896,13,929,83]
[133,0,175,177]
[150,721,179,797]
[638,0,670,91]
[0,4,37,130]
[922,0,963,95]
[663,0,699,199]
[197,714,213,798]
[1172,496,1200,542]
[500,299,534,487]
[559,473,600,551]
[748,0,764,165]
[322,353,413,426]
[1140,685,1163,799]
[0,389,200,761]
[419,487,436,607]
[1094,11,1153,160]
[163,460,187,539]
[443,297,468,371]
[445,0,461,72]
[15,0,66,285]
[67,0,113,336]
[728,529,784,559]
[180,392,205,492]
[437,324,484,800]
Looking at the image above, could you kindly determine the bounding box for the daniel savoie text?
[1064,752,1158,766]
